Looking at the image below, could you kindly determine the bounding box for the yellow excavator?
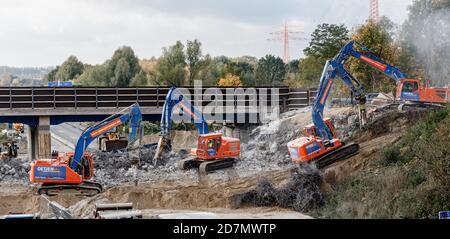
[97,127,128,152]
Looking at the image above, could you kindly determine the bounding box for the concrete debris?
[371,93,395,106]
[0,157,30,184]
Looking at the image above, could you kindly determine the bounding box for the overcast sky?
[0,0,413,67]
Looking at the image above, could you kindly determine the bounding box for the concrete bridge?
[0,86,316,160]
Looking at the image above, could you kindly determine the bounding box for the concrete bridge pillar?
[26,125,37,161]
[37,116,52,159]
[26,117,52,160]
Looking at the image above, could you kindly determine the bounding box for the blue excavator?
[30,104,142,196]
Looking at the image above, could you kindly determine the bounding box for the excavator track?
[315,143,360,169]
[178,158,237,175]
[38,181,103,197]
[199,158,236,175]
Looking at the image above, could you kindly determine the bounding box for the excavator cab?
[397,79,420,102]
[397,78,449,104]
[302,118,338,138]
[184,133,240,174]
[66,152,94,180]
[192,133,227,160]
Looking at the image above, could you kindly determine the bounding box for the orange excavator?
[153,87,240,175]
[288,41,449,168]
[29,104,142,196]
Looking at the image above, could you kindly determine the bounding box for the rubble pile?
[92,145,197,187]
[0,157,30,184]
[233,164,324,212]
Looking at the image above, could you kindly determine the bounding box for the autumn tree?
[348,17,399,93]
[218,74,243,87]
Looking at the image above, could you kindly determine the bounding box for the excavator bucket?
[153,136,171,165]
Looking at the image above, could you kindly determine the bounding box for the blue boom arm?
[341,41,407,82]
[69,104,142,170]
[312,41,409,141]
[312,44,367,141]
[160,87,209,137]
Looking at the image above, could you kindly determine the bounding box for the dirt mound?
[0,185,88,215]
[67,170,291,218]
[352,107,429,142]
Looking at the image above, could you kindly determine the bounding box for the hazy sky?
[0,0,413,67]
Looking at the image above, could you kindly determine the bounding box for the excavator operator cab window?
[402,81,419,93]
[208,139,215,149]
[207,138,218,156]
[81,157,91,178]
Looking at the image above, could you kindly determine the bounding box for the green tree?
[255,55,286,86]
[130,70,148,86]
[304,24,349,59]
[186,39,202,85]
[201,56,229,86]
[44,66,59,82]
[155,41,186,86]
[296,57,324,88]
[55,56,84,81]
[106,46,141,87]
[290,24,349,88]
[78,65,108,86]
[227,61,255,86]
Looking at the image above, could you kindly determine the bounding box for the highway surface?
[51,123,98,152]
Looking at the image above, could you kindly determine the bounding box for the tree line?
[45,0,449,94]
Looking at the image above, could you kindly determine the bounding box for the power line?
[268,23,306,63]
[369,0,380,23]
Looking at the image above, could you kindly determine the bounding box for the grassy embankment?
[315,105,450,219]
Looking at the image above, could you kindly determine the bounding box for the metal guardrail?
[0,86,317,112]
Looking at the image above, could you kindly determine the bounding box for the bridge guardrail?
[0,87,317,112]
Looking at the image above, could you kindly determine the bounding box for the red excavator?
[29,104,142,196]
[153,87,240,175]
[288,41,449,168]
